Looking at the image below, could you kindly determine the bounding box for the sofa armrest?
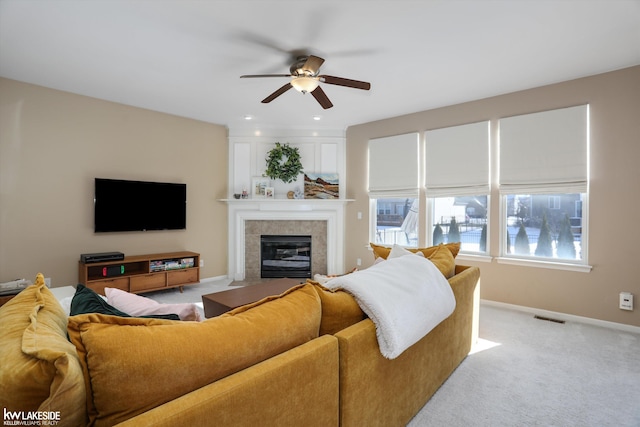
[115,335,339,427]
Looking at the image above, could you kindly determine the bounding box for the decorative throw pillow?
[426,244,457,279]
[70,285,179,320]
[0,274,87,426]
[67,284,322,427]
[105,287,201,321]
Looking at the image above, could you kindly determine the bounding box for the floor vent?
[534,315,565,324]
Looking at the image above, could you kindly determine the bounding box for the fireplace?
[261,235,312,278]
[226,199,347,280]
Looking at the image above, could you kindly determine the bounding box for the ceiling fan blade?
[262,83,293,103]
[311,86,333,109]
[301,55,325,75]
[241,74,292,79]
[320,75,371,90]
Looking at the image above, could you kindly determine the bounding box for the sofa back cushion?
[370,242,459,279]
[370,242,461,260]
[67,283,321,427]
[309,282,365,335]
[0,274,87,427]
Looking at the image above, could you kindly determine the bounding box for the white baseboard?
[481,299,640,334]
[198,275,230,283]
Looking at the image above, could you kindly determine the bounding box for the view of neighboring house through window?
[373,198,419,246]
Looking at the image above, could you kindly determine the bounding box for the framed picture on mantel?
[251,177,270,198]
[304,173,339,199]
[265,187,274,199]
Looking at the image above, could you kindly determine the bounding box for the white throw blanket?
[324,254,456,359]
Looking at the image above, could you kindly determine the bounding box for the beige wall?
[0,78,228,286]
[345,66,640,327]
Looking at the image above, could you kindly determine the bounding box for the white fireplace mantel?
[224,199,352,281]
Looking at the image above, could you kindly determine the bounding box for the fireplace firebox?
[260,235,312,278]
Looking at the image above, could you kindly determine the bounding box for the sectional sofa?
[0,243,479,427]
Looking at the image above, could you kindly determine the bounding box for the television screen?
[94,178,186,232]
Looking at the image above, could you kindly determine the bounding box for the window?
[368,133,420,247]
[499,105,588,265]
[425,121,490,253]
[372,197,419,246]
[432,196,488,253]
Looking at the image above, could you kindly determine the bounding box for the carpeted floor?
[408,304,640,427]
[147,279,640,426]
[145,277,237,319]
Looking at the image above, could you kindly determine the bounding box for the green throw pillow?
[70,285,179,320]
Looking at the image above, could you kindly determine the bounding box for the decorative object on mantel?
[251,177,270,198]
[264,142,303,184]
[304,173,339,199]
[265,187,274,199]
[293,186,304,199]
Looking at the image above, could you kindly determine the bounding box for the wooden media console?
[78,251,200,295]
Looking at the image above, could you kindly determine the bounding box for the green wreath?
[264,142,303,183]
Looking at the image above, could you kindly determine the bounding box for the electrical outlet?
[199,259,204,267]
[619,292,633,311]
[45,277,51,287]
[356,258,362,266]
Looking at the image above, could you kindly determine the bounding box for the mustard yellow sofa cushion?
[370,242,458,278]
[370,242,461,260]
[424,243,456,279]
[0,274,86,427]
[67,283,321,427]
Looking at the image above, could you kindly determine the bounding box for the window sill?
[496,256,592,273]
[457,253,493,263]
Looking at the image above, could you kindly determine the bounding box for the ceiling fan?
[240,55,371,109]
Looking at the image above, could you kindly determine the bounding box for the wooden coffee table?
[201,277,304,318]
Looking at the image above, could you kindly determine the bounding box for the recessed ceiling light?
[313,115,321,121]
[244,115,253,120]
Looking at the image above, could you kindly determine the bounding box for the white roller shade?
[425,121,490,197]
[499,105,588,194]
[368,133,419,197]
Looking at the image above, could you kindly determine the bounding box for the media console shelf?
[78,251,200,296]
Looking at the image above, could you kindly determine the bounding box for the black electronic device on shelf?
[80,252,125,264]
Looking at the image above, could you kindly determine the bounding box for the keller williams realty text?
[3,408,61,426]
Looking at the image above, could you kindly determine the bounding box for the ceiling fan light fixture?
[291,76,319,94]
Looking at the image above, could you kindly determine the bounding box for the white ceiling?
[1,0,639,133]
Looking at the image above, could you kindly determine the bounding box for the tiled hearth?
[225,199,349,281]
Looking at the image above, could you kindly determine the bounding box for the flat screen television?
[94,178,186,232]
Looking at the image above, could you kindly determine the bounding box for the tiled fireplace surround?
[226,200,347,281]
[245,220,326,279]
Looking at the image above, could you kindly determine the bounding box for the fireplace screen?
[260,235,312,278]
